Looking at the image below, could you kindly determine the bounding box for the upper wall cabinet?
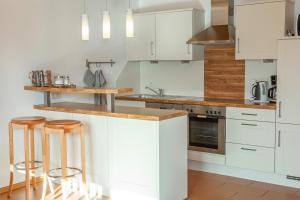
[127,14,156,61]
[235,0,294,60]
[127,9,205,61]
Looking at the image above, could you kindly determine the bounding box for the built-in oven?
[146,102,226,154]
[184,105,226,154]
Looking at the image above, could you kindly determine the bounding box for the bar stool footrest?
[14,160,43,171]
[47,167,82,182]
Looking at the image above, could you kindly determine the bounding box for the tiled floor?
[189,170,300,200]
[1,170,300,200]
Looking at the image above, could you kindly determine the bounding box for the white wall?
[244,60,277,99]
[140,61,204,96]
[0,0,138,188]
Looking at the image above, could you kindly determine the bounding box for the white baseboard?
[188,160,300,189]
[188,151,225,165]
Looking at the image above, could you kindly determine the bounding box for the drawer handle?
[241,123,258,127]
[241,147,257,152]
[241,113,257,116]
[241,123,258,126]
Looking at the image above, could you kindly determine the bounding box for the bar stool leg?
[24,125,30,200]
[41,128,48,200]
[80,125,89,200]
[80,125,87,184]
[30,127,36,190]
[8,123,14,198]
[60,131,68,200]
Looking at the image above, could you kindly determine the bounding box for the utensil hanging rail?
[86,59,115,68]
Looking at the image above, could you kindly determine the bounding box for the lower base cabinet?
[276,123,300,178]
[226,143,274,173]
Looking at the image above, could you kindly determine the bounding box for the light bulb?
[103,11,111,39]
[126,9,134,38]
[82,14,89,41]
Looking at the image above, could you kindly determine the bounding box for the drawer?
[226,107,275,122]
[226,119,275,147]
[226,143,274,173]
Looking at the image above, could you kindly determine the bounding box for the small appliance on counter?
[53,75,76,88]
[268,75,277,103]
[251,81,269,103]
[29,70,52,87]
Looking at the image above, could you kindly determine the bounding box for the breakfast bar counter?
[32,102,188,200]
[34,102,187,121]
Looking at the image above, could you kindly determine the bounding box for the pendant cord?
[84,0,87,13]
[106,0,108,11]
[129,0,131,9]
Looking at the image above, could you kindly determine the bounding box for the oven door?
[188,114,225,154]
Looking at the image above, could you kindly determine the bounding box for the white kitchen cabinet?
[227,107,275,122]
[226,107,276,172]
[276,123,300,177]
[127,9,204,61]
[277,38,300,125]
[226,143,274,173]
[226,119,275,148]
[156,10,203,60]
[235,0,294,60]
[127,14,156,61]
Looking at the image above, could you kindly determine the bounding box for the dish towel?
[95,70,107,104]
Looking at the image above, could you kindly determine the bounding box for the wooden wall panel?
[204,45,245,99]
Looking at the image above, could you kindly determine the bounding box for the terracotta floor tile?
[261,191,300,200]
[249,181,298,195]
[218,182,267,198]
[230,193,264,200]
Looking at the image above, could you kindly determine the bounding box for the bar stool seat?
[42,119,87,200]
[11,116,46,126]
[45,120,81,131]
[8,116,46,200]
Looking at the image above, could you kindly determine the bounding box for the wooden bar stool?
[8,116,46,200]
[42,120,87,200]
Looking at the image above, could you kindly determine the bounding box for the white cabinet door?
[277,39,300,125]
[109,118,159,197]
[276,124,300,177]
[235,2,285,59]
[156,11,193,60]
[127,14,156,61]
[226,119,275,148]
[226,143,274,173]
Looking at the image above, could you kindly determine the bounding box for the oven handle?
[189,113,224,119]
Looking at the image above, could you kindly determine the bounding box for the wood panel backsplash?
[204,45,245,99]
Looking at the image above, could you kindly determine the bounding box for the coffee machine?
[268,75,277,103]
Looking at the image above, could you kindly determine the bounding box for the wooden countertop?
[24,86,133,94]
[34,102,188,121]
[116,95,276,110]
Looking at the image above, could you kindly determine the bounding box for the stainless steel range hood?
[187,0,235,45]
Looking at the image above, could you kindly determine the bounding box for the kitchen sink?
[127,94,178,99]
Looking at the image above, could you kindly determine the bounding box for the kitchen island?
[33,102,188,200]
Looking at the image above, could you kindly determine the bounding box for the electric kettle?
[251,81,269,103]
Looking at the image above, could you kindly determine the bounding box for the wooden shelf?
[24,86,133,94]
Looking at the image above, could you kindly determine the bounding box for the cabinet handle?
[278,101,282,118]
[241,147,257,152]
[150,41,154,56]
[187,44,191,55]
[278,130,281,147]
[237,38,240,53]
[241,123,258,127]
[241,113,257,116]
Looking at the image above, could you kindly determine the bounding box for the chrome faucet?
[145,86,164,97]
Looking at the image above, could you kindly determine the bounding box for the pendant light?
[103,0,111,39]
[126,0,134,38]
[82,0,89,40]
